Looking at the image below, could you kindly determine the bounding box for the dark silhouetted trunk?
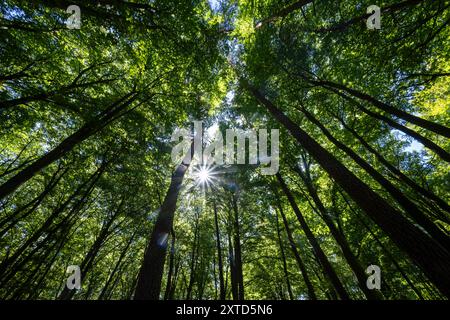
[58,199,123,300]
[0,163,106,283]
[293,157,383,300]
[213,200,226,300]
[232,193,245,300]
[276,199,317,300]
[298,106,450,250]
[228,230,238,300]
[329,87,450,162]
[0,92,138,200]
[186,208,200,300]
[275,211,294,300]
[163,228,176,300]
[99,231,136,300]
[334,113,450,221]
[244,82,450,298]
[276,173,350,300]
[256,0,313,28]
[312,79,450,138]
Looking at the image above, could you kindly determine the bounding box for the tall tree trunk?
[311,79,450,138]
[333,113,450,220]
[275,211,294,300]
[58,200,123,300]
[99,231,136,300]
[133,147,193,300]
[298,106,450,250]
[0,78,117,109]
[228,230,238,300]
[293,158,383,300]
[168,258,182,300]
[276,200,317,299]
[0,163,105,282]
[231,193,245,300]
[9,220,72,299]
[276,173,350,300]
[163,228,176,300]
[338,187,425,299]
[0,164,69,237]
[213,200,226,300]
[245,82,450,298]
[186,208,200,300]
[0,92,138,200]
[256,0,313,28]
[329,87,450,162]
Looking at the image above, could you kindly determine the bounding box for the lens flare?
[193,164,217,189]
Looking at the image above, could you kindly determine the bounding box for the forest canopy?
[0,0,449,300]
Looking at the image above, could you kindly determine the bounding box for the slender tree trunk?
[213,200,226,300]
[99,231,136,300]
[256,0,313,28]
[276,200,317,299]
[276,173,350,300]
[0,78,116,109]
[293,159,383,300]
[168,258,182,300]
[231,194,245,300]
[275,211,294,300]
[0,92,138,200]
[298,106,450,249]
[312,79,450,138]
[9,221,71,299]
[186,209,200,300]
[333,113,450,220]
[163,228,176,300]
[329,87,450,162]
[339,188,426,299]
[0,164,69,237]
[245,82,450,298]
[310,0,428,33]
[58,200,122,300]
[0,163,105,282]
[228,230,238,300]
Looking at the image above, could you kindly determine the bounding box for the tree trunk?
[276,200,317,300]
[231,193,245,300]
[299,106,450,250]
[58,200,123,300]
[213,200,226,300]
[98,231,136,300]
[228,230,238,300]
[276,173,350,300]
[133,146,192,300]
[0,163,105,282]
[186,208,200,300]
[293,158,383,300]
[163,228,176,300]
[334,113,450,220]
[275,210,294,300]
[245,82,450,298]
[0,92,138,200]
[313,79,450,138]
[256,0,313,28]
[329,87,450,162]
[338,188,425,299]
[0,164,69,237]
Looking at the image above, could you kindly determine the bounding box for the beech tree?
[0,0,448,300]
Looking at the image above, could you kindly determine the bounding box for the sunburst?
[193,163,218,190]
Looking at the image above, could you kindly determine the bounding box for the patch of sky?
[208,0,222,13]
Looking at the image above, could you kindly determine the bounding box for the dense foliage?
[0,0,449,300]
